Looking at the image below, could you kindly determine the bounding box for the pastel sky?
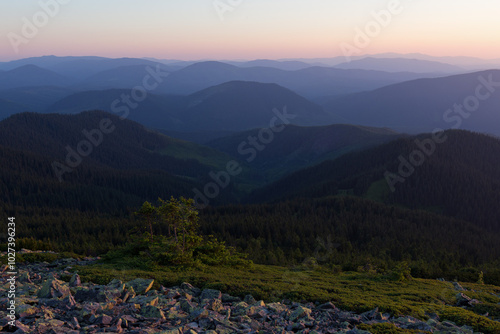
[1,0,499,61]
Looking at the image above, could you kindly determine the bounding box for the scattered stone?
[4,257,494,334]
[18,272,32,283]
[181,282,201,296]
[74,287,105,303]
[288,305,312,322]
[190,307,209,321]
[125,278,155,295]
[406,321,434,331]
[141,305,166,320]
[200,288,222,301]
[159,328,180,334]
[243,294,257,304]
[94,314,113,325]
[17,304,37,317]
[221,293,240,303]
[69,273,81,287]
[456,293,482,307]
[267,302,288,314]
[37,276,71,299]
[318,301,336,310]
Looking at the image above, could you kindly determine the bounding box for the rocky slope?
[0,258,491,333]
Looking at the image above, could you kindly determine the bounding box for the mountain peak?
[8,64,48,73]
[182,61,238,71]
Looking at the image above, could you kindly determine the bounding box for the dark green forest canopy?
[249,130,500,232]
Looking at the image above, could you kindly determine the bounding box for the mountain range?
[323,70,500,135]
[334,57,464,73]
[0,64,72,90]
[45,81,330,133]
[1,55,500,137]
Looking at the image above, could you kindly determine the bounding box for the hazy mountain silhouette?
[156,61,439,99]
[0,55,104,71]
[0,57,453,102]
[0,86,75,112]
[285,53,500,69]
[48,57,168,79]
[335,57,464,73]
[323,70,500,135]
[0,56,173,80]
[177,81,331,131]
[46,81,333,132]
[0,98,25,119]
[0,65,73,89]
[2,57,497,136]
[74,64,172,90]
[229,59,320,70]
[45,89,184,128]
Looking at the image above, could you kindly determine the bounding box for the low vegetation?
[73,262,500,333]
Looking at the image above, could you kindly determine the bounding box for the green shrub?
[390,261,412,281]
[358,323,429,333]
[19,252,58,263]
[439,305,500,333]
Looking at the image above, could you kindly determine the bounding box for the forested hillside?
[201,197,500,284]
[1,113,500,285]
[250,130,500,232]
[208,124,401,180]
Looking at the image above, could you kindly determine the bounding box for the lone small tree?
[158,197,200,253]
[135,201,156,242]
[477,271,485,285]
[118,197,251,268]
[391,261,412,281]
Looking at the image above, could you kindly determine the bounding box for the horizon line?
[2,52,500,63]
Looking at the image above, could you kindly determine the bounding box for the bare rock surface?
[0,258,489,333]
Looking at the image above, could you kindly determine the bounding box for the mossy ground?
[73,261,500,333]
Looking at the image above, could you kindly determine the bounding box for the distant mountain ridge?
[155,61,436,99]
[46,81,333,132]
[0,86,74,113]
[335,57,464,73]
[0,98,25,119]
[0,65,73,89]
[323,69,500,135]
[0,56,441,101]
[1,56,500,137]
[179,81,330,131]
